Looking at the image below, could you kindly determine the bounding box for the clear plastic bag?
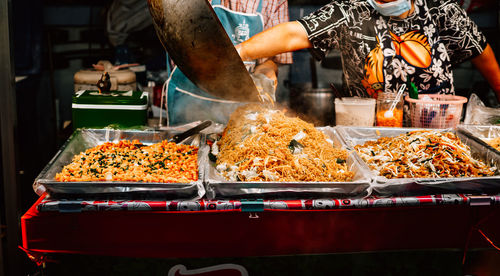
[464,93,500,125]
[251,73,276,104]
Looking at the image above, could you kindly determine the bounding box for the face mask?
[367,0,412,17]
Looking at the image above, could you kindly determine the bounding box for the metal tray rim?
[335,126,500,185]
[203,126,373,199]
[33,128,206,198]
[205,126,372,185]
[457,124,500,156]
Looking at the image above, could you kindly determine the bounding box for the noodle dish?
[210,104,354,182]
[354,130,496,178]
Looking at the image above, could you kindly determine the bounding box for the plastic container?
[376,92,404,127]
[405,94,467,128]
[334,97,376,126]
[72,90,148,130]
[74,68,136,92]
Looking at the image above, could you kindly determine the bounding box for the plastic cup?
[405,94,467,128]
[334,97,376,126]
[376,92,404,127]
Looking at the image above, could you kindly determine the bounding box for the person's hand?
[253,60,278,90]
[253,60,278,105]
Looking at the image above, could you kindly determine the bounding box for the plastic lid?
[72,90,147,105]
[74,69,136,84]
[335,97,376,105]
[405,94,468,105]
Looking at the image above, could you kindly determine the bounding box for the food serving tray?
[33,128,205,200]
[204,126,373,199]
[336,126,500,197]
[458,125,500,156]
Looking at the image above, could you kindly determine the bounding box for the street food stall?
[18,0,500,274]
[20,101,500,274]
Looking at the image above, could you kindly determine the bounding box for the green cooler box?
[72,90,148,129]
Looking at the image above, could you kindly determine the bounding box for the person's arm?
[470,45,500,102]
[260,0,292,65]
[236,21,312,62]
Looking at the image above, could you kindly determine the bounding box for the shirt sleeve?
[297,2,343,61]
[259,0,292,64]
[438,2,487,65]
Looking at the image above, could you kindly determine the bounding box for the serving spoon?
[384,84,406,118]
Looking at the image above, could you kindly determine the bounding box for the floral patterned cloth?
[298,0,487,98]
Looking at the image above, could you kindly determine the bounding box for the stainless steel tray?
[336,126,500,196]
[204,126,373,199]
[458,125,500,156]
[33,128,205,200]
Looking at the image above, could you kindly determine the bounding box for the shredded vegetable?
[354,130,496,178]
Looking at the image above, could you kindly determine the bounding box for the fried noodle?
[213,104,354,182]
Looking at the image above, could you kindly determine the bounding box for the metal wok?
[147,0,260,102]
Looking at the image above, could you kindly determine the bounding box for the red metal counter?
[21,194,500,262]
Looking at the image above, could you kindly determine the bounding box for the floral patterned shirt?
[298,0,487,98]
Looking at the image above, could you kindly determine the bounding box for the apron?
[165,0,264,125]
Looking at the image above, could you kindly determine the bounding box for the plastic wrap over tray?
[33,128,205,200]
[204,126,373,199]
[458,125,500,156]
[336,126,500,196]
